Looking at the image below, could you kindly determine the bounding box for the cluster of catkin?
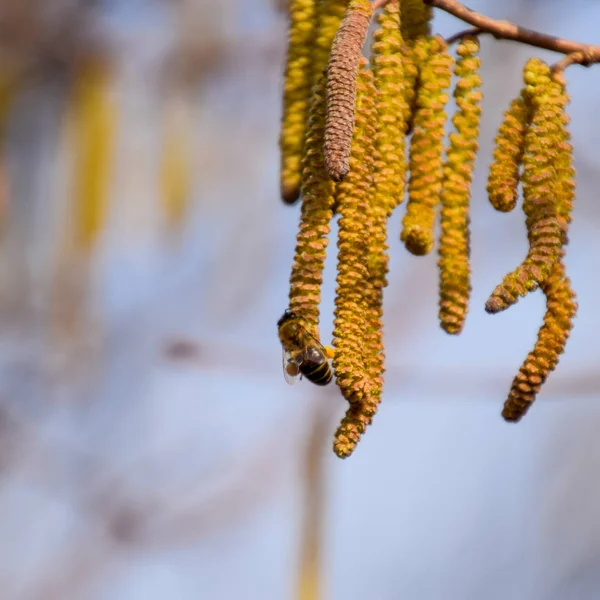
[486,58,577,421]
[280,0,577,458]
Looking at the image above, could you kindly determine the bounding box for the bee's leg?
[286,362,301,377]
[323,345,335,360]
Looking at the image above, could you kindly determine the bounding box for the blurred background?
[0,1,599,599]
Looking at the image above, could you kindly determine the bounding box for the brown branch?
[424,0,600,64]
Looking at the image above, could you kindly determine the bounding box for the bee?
[277,309,334,386]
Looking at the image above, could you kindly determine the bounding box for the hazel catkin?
[333,66,381,459]
[438,36,482,334]
[502,257,577,421]
[324,0,373,182]
[487,94,531,213]
[401,36,453,256]
[332,62,377,410]
[372,0,409,210]
[288,75,335,338]
[279,0,318,204]
[311,0,351,87]
[486,59,569,314]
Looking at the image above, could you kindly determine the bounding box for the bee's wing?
[282,347,302,385]
[302,344,327,365]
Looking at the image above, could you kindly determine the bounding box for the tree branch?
[423,0,600,65]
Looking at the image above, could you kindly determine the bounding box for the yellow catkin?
[550,70,576,246]
[400,0,432,41]
[487,94,531,213]
[160,91,193,235]
[70,60,116,251]
[486,59,568,314]
[332,62,376,417]
[289,75,335,338]
[400,0,432,133]
[324,0,373,182]
[502,257,577,421]
[311,0,351,88]
[438,36,482,335]
[372,0,408,209]
[280,0,318,204]
[334,67,381,459]
[401,36,453,256]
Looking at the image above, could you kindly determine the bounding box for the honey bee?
[277,309,334,386]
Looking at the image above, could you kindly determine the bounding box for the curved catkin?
[288,76,335,338]
[334,404,373,459]
[279,0,318,204]
[324,0,373,182]
[486,59,567,314]
[401,36,453,256]
[311,0,350,88]
[487,94,531,213]
[334,70,383,459]
[438,36,482,335]
[372,0,409,210]
[502,258,577,421]
[332,63,376,413]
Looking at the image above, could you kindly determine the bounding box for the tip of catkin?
[485,296,505,314]
[402,226,434,256]
[281,183,301,204]
[327,158,349,182]
[502,407,523,422]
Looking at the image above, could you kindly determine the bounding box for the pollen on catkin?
[288,75,335,338]
[502,257,577,421]
[438,36,482,335]
[324,0,373,182]
[487,93,531,213]
[400,0,433,132]
[311,0,350,88]
[550,70,576,246]
[401,36,453,256]
[332,62,377,411]
[400,0,432,42]
[333,404,373,459]
[372,0,409,210]
[334,68,384,459]
[279,0,318,204]
[486,59,568,314]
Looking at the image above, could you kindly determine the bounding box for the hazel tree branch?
[422,0,600,66]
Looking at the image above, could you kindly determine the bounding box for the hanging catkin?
[288,74,335,339]
[324,0,373,182]
[279,0,318,204]
[486,59,569,314]
[311,0,351,89]
[438,36,482,334]
[487,94,531,213]
[372,0,409,210]
[332,61,376,414]
[502,257,577,421]
[401,36,453,256]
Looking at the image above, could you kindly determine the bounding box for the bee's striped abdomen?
[301,360,333,385]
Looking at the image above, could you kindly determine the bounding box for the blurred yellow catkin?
[69,60,116,251]
[160,90,194,236]
[0,71,19,225]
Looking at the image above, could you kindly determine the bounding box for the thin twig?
[424,0,600,63]
[445,27,484,46]
[552,51,592,76]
